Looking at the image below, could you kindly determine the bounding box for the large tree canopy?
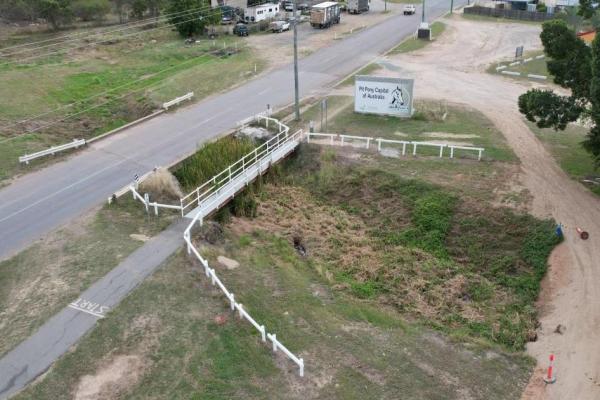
[519,19,600,166]
[167,0,220,38]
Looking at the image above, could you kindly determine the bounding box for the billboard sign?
[354,76,414,118]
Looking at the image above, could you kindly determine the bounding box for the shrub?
[138,167,183,203]
[72,0,110,21]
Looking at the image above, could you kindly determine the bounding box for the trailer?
[347,0,369,14]
[310,1,341,28]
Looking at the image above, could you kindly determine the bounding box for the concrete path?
[0,220,187,399]
[0,0,466,262]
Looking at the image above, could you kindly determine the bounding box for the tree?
[167,0,220,38]
[0,0,38,22]
[36,0,74,29]
[73,0,111,21]
[518,20,600,166]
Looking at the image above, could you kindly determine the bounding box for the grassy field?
[388,21,446,54]
[11,99,560,398]
[0,197,177,358]
[490,50,549,79]
[461,12,544,25]
[14,140,554,399]
[0,29,263,184]
[295,95,517,162]
[528,122,600,196]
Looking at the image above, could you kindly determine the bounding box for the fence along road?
[0,0,468,262]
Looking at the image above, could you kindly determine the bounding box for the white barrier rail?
[180,116,296,216]
[19,138,85,164]
[162,92,194,110]
[448,145,484,161]
[129,115,305,377]
[528,74,547,80]
[307,133,485,161]
[501,70,521,76]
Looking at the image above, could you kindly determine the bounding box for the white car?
[270,20,291,33]
[403,4,416,15]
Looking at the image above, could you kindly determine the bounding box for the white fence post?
[143,193,149,213]
[412,143,417,156]
[299,358,304,377]
[272,334,277,352]
[230,293,235,310]
[450,146,454,158]
[402,142,407,156]
[260,325,266,342]
[377,139,382,152]
[366,138,371,149]
[438,145,444,158]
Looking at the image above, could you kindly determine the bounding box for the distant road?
[0,0,465,261]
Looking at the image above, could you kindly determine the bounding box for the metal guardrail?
[307,133,485,160]
[162,92,194,110]
[19,139,86,164]
[129,115,305,377]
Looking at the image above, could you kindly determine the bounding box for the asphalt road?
[0,0,464,262]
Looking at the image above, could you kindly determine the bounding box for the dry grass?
[138,167,183,203]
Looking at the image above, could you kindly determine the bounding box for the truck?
[347,0,369,14]
[310,1,341,28]
[270,20,291,32]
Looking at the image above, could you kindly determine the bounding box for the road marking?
[0,159,128,224]
[68,298,109,318]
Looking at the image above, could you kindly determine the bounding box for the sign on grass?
[354,76,414,118]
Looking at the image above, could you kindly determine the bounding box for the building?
[244,2,280,22]
[577,30,596,45]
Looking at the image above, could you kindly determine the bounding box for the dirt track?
[376,14,600,400]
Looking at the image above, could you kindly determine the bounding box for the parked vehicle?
[270,20,291,32]
[283,0,295,11]
[403,4,416,14]
[347,0,369,14]
[233,23,249,36]
[245,2,280,22]
[310,1,341,28]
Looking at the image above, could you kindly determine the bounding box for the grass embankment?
[15,101,556,399]
[0,197,176,358]
[297,95,517,162]
[279,145,558,350]
[461,12,544,25]
[0,30,263,184]
[389,21,446,54]
[528,122,600,196]
[490,50,549,79]
[15,142,552,398]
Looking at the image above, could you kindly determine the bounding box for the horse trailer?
[348,0,369,14]
[310,1,341,28]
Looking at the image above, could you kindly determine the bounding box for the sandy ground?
[372,13,600,400]
[247,0,403,68]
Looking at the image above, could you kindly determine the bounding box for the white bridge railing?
[130,114,305,377]
[179,114,293,217]
[19,138,86,164]
[162,92,194,110]
[307,133,485,161]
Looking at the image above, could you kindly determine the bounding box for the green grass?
[389,21,446,54]
[461,12,544,25]
[528,122,600,196]
[281,145,558,350]
[0,197,176,358]
[490,50,549,79]
[303,96,517,162]
[0,31,264,184]
[15,229,534,400]
[338,63,383,87]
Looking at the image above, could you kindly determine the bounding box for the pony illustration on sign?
[354,76,414,117]
[390,85,409,111]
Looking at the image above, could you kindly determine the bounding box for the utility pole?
[450,0,454,13]
[421,0,426,23]
[293,0,300,121]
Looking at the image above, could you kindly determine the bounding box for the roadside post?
[293,0,300,121]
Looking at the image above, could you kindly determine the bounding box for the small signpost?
[515,45,524,59]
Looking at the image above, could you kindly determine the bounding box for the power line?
[0,5,215,54]
[0,5,215,58]
[0,42,245,142]
[0,11,214,65]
